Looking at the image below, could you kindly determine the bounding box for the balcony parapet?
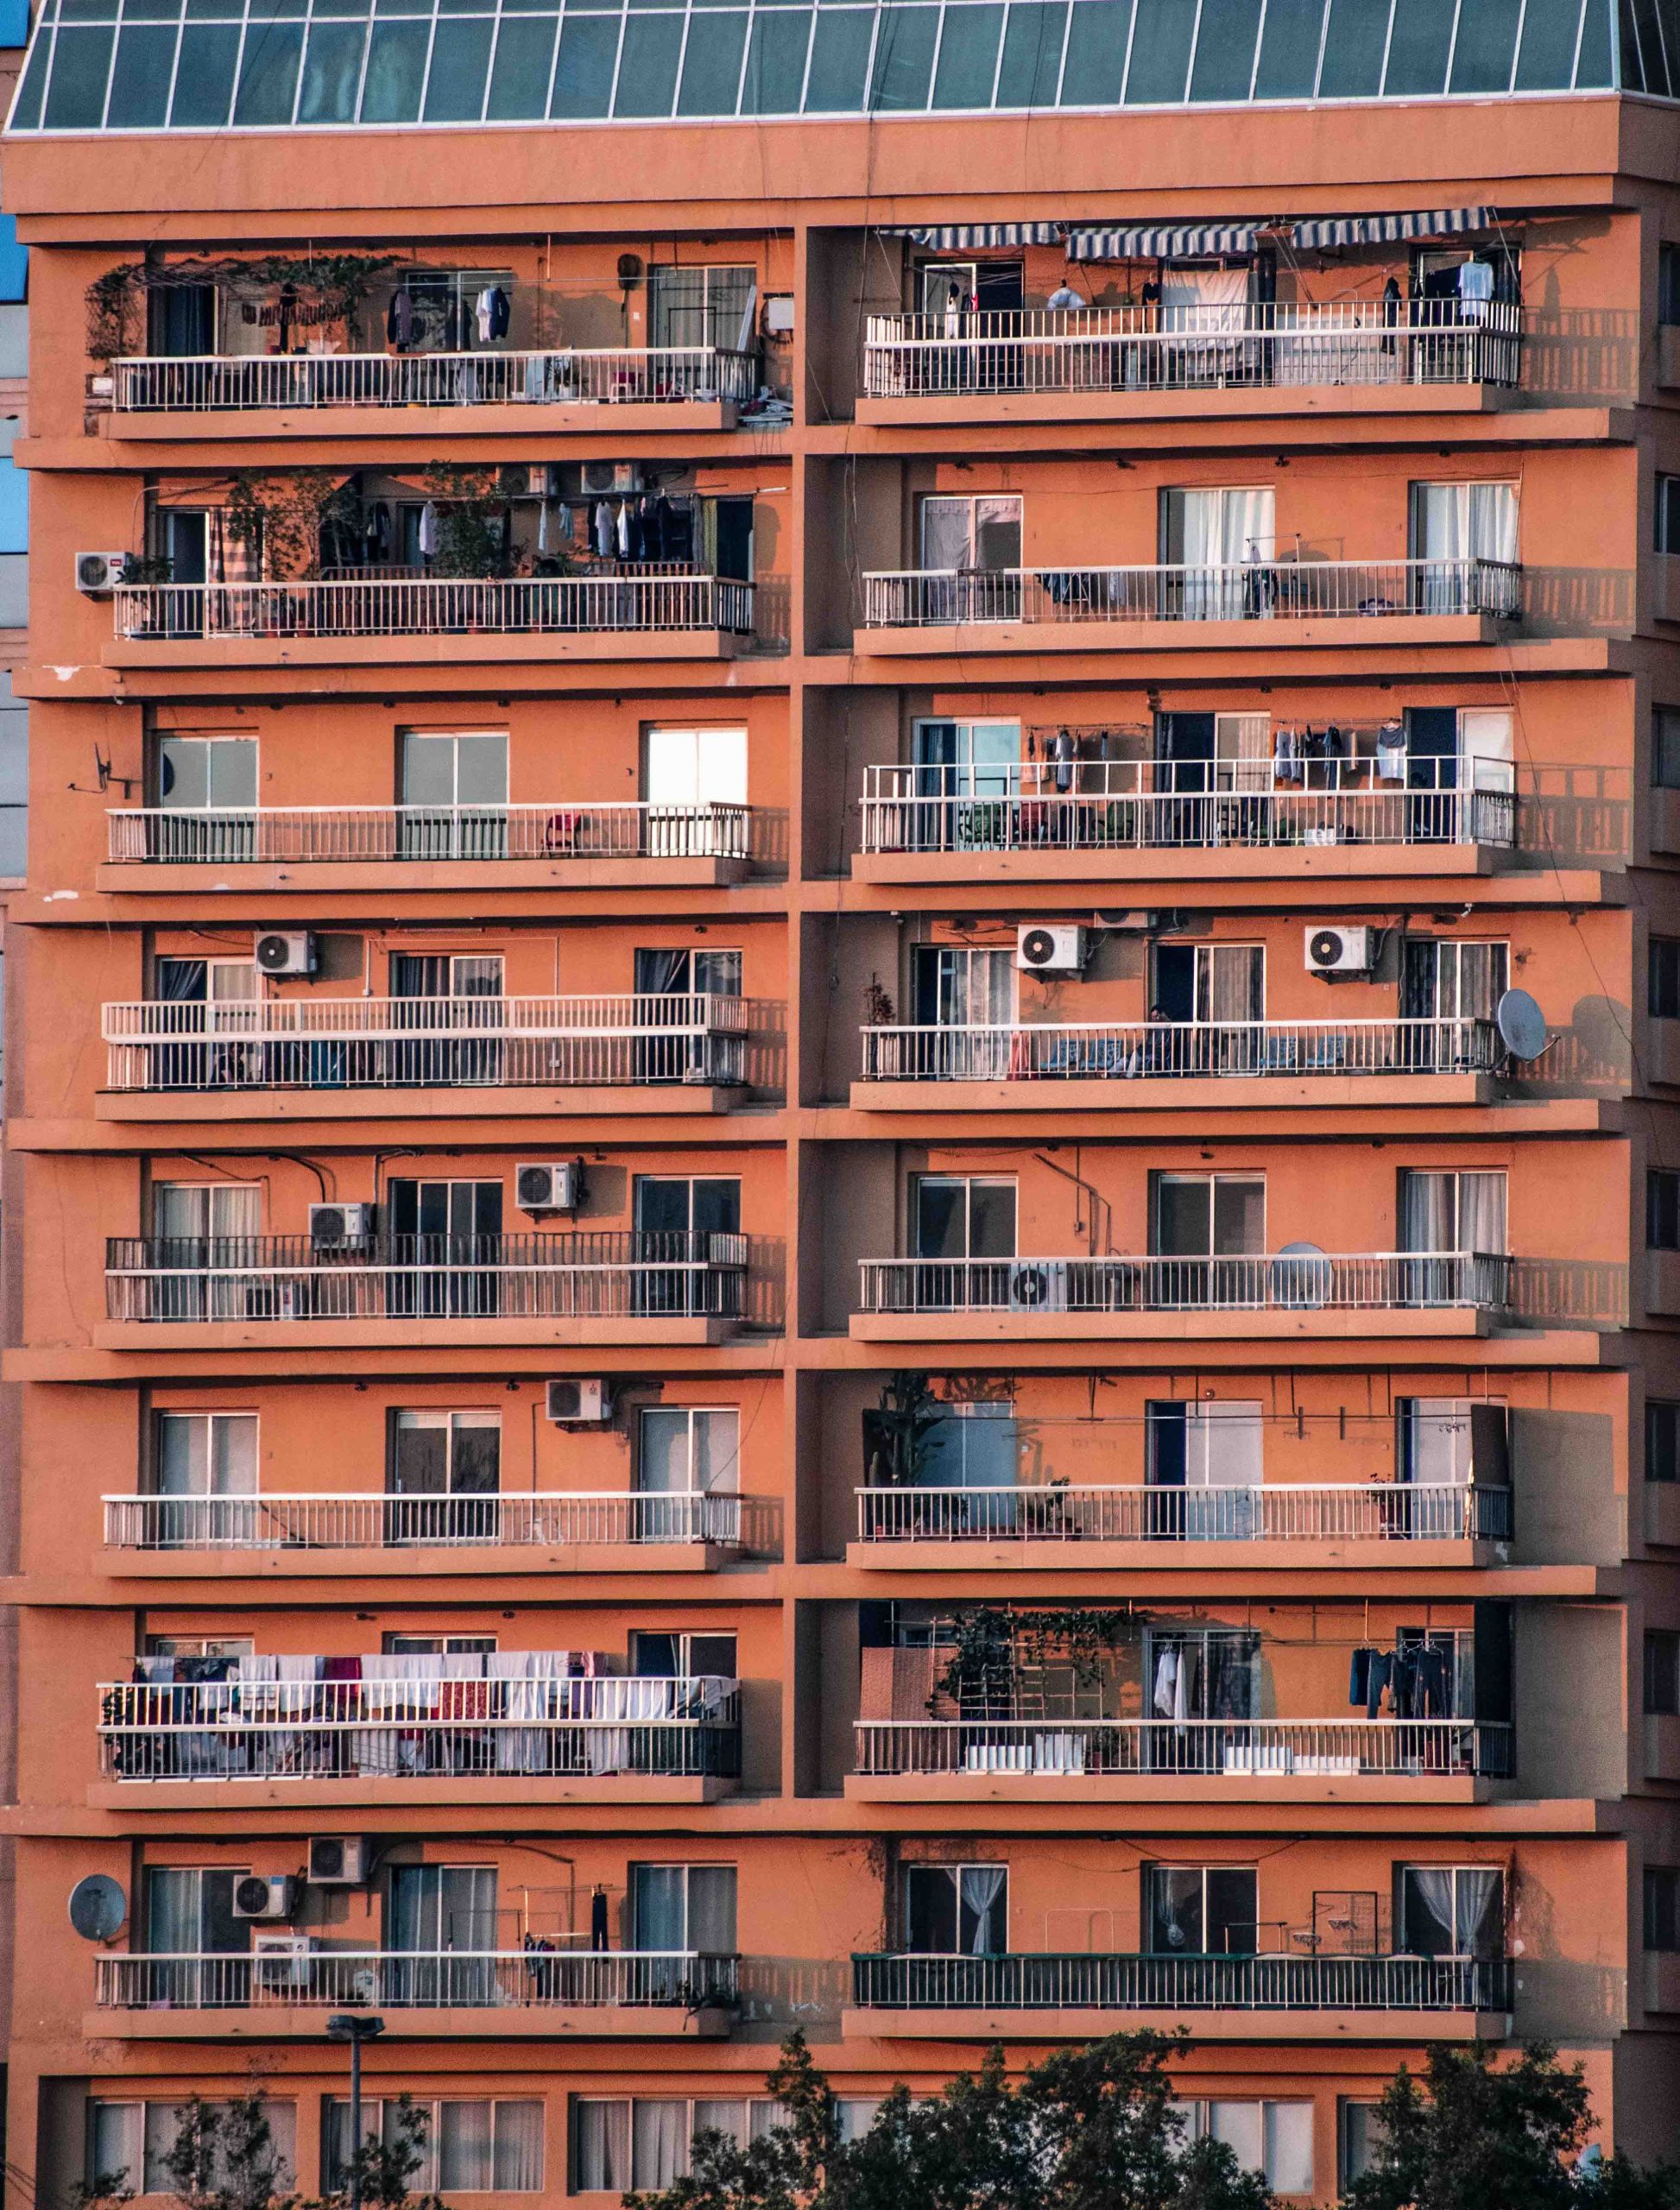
[103,993,748,1095]
[853,1481,1511,1549]
[862,301,1524,402]
[860,558,1520,634]
[98,1669,741,1784]
[104,1489,757,1556]
[92,1948,738,2036]
[108,347,757,416]
[850,1717,1508,1784]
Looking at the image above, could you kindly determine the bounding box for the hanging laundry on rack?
[387,284,414,347]
[616,500,632,559]
[417,501,439,559]
[593,499,613,559]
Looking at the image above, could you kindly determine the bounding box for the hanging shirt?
[1049,729,1076,792]
[1458,259,1495,325]
[418,501,439,558]
[593,500,612,559]
[616,500,631,559]
[477,287,496,345]
[388,286,414,346]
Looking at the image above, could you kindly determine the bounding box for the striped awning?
[1289,206,1497,249]
[884,222,1064,249]
[1065,222,1266,262]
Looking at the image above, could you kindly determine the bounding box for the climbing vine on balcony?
[932,1604,1133,1715]
[85,253,409,361]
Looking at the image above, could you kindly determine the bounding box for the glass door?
[636,1406,741,1542]
[152,1183,262,1320]
[155,1410,259,1547]
[388,1411,501,1544]
[387,1864,498,2004]
[385,1179,503,1317]
[632,1176,742,1314]
[399,730,509,860]
[155,735,257,861]
[642,726,748,856]
[1159,487,1276,619]
[912,945,1015,1078]
[389,953,505,1086]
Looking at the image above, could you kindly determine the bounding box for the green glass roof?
[3,0,1664,136]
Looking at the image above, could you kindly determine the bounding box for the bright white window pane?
[1209,2101,1263,2171]
[692,1409,740,1492]
[1264,2103,1315,2195]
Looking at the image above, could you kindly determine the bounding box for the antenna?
[1494,988,1551,1063]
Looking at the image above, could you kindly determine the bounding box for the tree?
[1342,2042,1680,2210]
[322,2096,450,2210]
[625,2029,1277,2210]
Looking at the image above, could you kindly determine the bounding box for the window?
[1144,1865,1259,1956]
[1397,1866,1505,1957]
[649,265,756,352]
[1159,487,1277,617]
[383,1633,496,1656]
[1645,1867,1680,1951]
[388,1862,497,1949]
[913,945,1016,1028]
[1185,2102,1313,2196]
[633,1175,742,1315]
[630,1630,737,1680]
[633,946,742,999]
[1151,942,1265,1026]
[1657,709,1680,790]
[145,1866,249,1957]
[1145,1401,1264,1489]
[832,2100,882,2145]
[1397,1399,1504,1487]
[385,1178,503,1317]
[904,1863,1007,1954]
[1151,1173,1266,1257]
[913,1175,1017,1260]
[1338,2100,1385,2192]
[912,719,1023,800]
[1654,942,1680,1020]
[1660,477,1680,556]
[1401,938,1510,1024]
[398,729,509,859]
[1409,481,1520,592]
[325,2100,542,2193]
[388,1411,501,1541]
[1645,1630,1680,1715]
[570,2100,783,2194]
[155,1411,257,1498]
[918,494,1022,572]
[1651,1171,1680,1252]
[642,726,748,808]
[1398,1170,1507,1255]
[389,953,504,1001]
[155,735,258,813]
[637,1407,741,1540]
[88,2101,298,2197]
[630,1864,737,1954]
[146,1636,254,1658]
[1663,245,1680,328]
[1650,1401,1680,1484]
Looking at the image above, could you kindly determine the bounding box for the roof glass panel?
[6,0,1671,130]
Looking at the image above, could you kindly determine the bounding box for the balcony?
[855,1016,1500,1111]
[845,1952,1511,2042]
[102,1229,749,1347]
[92,1948,738,2038]
[849,1717,1508,1803]
[109,345,758,423]
[102,1489,760,1576]
[853,1252,1512,1341]
[96,1668,741,1804]
[851,1480,1512,1567]
[856,757,1518,883]
[104,799,755,889]
[100,993,750,1116]
[861,300,1524,419]
[108,571,755,664]
[858,558,1520,653]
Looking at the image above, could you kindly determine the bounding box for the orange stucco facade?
[3,73,1680,2210]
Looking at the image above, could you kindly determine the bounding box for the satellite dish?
[1273,1241,1331,1310]
[1495,988,1550,1063]
[68,1874,127,1942]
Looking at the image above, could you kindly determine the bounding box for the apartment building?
[1,3,1679,2204]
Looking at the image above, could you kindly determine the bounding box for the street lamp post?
[325,2013,387,2210]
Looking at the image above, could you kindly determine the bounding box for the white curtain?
[1170,489,1275,617]
[633,2102,690,2192]
[574,2103,628,2194]
[439,2104,493,2192]
[1458,1172,1507,1254]
[1456,1868,1504,1954]
[1207,2103,1263,2172]
[1404,1866,1457,1952]
[1412,483,1519,609]
[491,2103,545,2193]
[1262,2105,1315,2195]
[1399,1171,1455,1254]
[693,2103,748,2150]
[962,1865,1007,1952]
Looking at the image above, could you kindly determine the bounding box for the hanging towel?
[537,499,551,555]
[418,501,439,558]
[616,500,631,559]
[593,500,613,559]
[477,287,496,345]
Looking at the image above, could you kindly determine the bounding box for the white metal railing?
[103,992,748,1092]
[98,1673,741,1781]
[855,1482,1512,1544]
[111,347,759,414]
[95,1948,738,2010]
[113,572,755,641]
[852,1717,1509,1778]
[851,1952,1511,2011]
[859,1017,1500,1083]
[862,559,1521,628]
[104,1489,749,1550]
[106,799,754,867]
[863,299,1525,398]
[858,758,1518,852]
[857,1251,1513,1316]
[105,1230,748,1323]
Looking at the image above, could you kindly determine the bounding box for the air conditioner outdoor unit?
[546,1378,612,1425]
[1007,1260,1068,1311]
[75,552,128,596]
[1304,925,1376,978]
[580,461,643,497]
[234,1874,300,1923]
[310,1203,376,1250]
[252,1932,313,1991]
[1016,925,1088,976]
[307,1836,371,1886]
[256,931,318,977]
[516,1161,581,1214]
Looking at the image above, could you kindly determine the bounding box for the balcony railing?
[112,571,755,641]
[857,1252,1512,1316]
[853,1717,1507,1779]
[860,1017,1500,1084]
[863,300,1524,398]
[107,799,754,867]
[861,559,1521,629]
[105,1230,748,1323]
[851,1952,1511,2013]
[95,1948,739,2011]
[859,759,1517,854]
[103,993,748,1093]
[104,1489,751,1551]
[855,1481,1512,1545]
[98,1672,741,1781]
[111,347,758,414]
